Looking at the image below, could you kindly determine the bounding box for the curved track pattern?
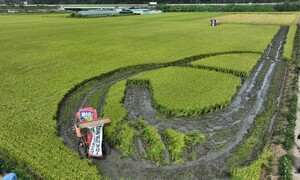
[57,26,289,179]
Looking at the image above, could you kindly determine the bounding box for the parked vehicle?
[74,107,111,157]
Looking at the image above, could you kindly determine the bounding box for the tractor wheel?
[103,141,111,155]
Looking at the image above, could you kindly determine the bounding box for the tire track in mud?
[112,26,288,179]
[57,26,289,179]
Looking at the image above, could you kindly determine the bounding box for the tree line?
[2,0,300,12]
[160,2,300,12]
[1,0,299,5]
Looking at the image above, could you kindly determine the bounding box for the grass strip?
[164,128,185,163]
[102,80,136,157]
[190,53,261,78]
[138,118,166,166]
[284,25,297,61]
[279,155,293,180]
[231,147,273,180]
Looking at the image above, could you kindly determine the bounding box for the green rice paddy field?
[0,12,298,178]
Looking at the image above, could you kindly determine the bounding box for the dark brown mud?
[57,26,289,180]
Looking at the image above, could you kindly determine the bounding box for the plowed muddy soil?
[57,26,289,179]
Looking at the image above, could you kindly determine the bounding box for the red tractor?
[73,107,111,157]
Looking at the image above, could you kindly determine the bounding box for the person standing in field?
[2,169,17,180]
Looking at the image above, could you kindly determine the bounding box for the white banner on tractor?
[88,125,103,157]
